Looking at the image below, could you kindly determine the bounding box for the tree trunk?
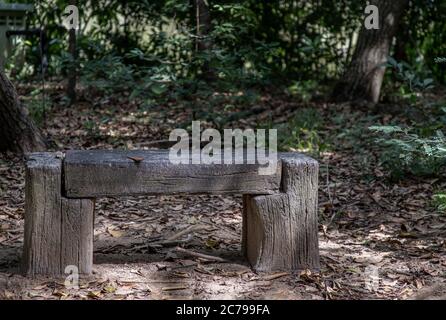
[332,0,409,104]
[67,0,77,104]
[194,0,212,52]
[192,0,215,81]
[0,69,46,154]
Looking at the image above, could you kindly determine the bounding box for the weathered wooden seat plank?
[23,150,320,276]
[64,150,282,197]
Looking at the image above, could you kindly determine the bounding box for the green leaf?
[369,125,403,134]
[150,83,167,96]
[387,56,398,68]
[423,78,434,88]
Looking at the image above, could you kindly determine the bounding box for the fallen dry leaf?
[127,156,144,163]
[107,227,124,238]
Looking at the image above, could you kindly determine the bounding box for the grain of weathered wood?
[23,153,63,276]
[23,150,319,275]
[61,198,95,274]
[243,154,320,271]
[241,194,249,257]
[64,150,282,197]
[23,153,95,276]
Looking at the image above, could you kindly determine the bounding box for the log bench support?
[242,157,319,271]
[22,151,319,276]
[23,154,94,276]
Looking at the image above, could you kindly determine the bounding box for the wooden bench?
[22,150,320,276]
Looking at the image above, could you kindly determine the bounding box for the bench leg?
[242,157,320,272]
[61,197,95,275]
[23,153,94,276]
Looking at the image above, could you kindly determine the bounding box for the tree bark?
[67,0,77,104]
[332,0,409,104]
[0,69,46,154]
[193,0,212,52]
[192,0,215,81]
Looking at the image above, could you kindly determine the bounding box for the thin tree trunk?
[0,70,46,154]
[332,0,409,104]
[67,0,77,104]
[192,0,215,81]
[194,0,212,52]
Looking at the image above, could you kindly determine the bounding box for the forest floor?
[0,83,445,300]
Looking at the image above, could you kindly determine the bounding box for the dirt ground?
[0,84,445,300]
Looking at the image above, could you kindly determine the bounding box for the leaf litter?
[0,84,445,299]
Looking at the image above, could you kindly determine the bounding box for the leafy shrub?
[371,57,446,179]
[386,57,434,104]
[369,125,446,179]
[81,55,135,93]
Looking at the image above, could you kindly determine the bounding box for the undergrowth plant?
[26,88,47,125]
[433,192,446,215]
[271,108,328,157]
[369,125,446,179]
[371,57,446,180]
[386,57,434,102]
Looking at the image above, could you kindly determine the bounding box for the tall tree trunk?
[192,0,215,81]
[332,0,409,104]
[67,0,77,104]
[0,70,46,154]
[194,0,212,52]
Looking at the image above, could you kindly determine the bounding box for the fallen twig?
[174,247,226,262]
[158,234,193,247]
[263,272,289,281]
[162,285,189,291]
[167,225,209,241]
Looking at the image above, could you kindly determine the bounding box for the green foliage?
[333,113,380,153]
[83,119,100,138]
[400,0,446,84]
[6,0,446,90]
[369,125,446,179]
[371,56,446,179]
[273,108,328,156]
[26,89,47,125]
[433,192,446,214]
[287,80,319,102]
[246,1,364,80]
[81,55,135,93]
[387,57,434,91]
[386,57,434,103]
